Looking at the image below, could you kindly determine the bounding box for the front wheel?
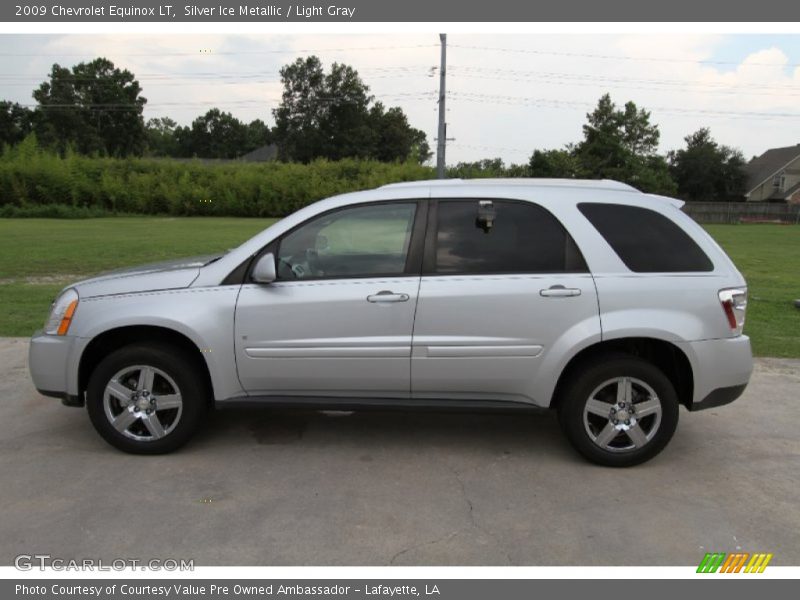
[557,355,679,467]
[86,344,207,454]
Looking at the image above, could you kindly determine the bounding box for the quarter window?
[432,200,587,274]
[276,203,417,280]
[578,203,714,273]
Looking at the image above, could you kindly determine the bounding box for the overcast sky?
[1,33,799,164]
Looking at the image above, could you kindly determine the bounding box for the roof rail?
[379,178,639,192]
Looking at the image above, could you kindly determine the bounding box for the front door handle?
[367,290,410,303]
[540,285,582,298]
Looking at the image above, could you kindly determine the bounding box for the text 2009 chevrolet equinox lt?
[28,179,753,466]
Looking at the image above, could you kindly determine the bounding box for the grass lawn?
[0,217,275,337]
[0,219,797,357]
[705,225,800,358]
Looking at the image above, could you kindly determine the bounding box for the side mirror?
[252,253,277,284]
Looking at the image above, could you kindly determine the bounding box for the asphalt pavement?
[1,337,798,566]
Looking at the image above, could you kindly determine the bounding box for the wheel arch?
[78,325,215,409]
[550,337,694,410]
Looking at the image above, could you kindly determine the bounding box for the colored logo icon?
[697,552,773,573]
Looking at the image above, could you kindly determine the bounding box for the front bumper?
[677,335,753,411]
[28,330,81,405]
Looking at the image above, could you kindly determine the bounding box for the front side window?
[276,202,417,280]
[432,200,587,274]
[578,202,714,273]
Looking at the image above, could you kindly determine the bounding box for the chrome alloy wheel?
[582,376,663,453]
[102,365,183,442]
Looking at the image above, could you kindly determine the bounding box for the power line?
[6,63,798,98]
[449,44,800,68]
[449,143,530,155]
[0,44,438,58]
[19,92,438,111]
[0,74,428,88]
[449,71,800,99]
[448,91,800,120]
[0,65,430,82]
[449,65,800,94]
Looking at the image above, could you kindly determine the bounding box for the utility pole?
[436,33,447,179]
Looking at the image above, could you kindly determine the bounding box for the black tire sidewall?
[86,344,207,454]
[558,355,680,467]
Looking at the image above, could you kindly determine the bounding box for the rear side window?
[432,200,587,274]
[578,203,713,272]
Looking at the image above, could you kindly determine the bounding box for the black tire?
[86,343,208,454]
[557,354,679,467]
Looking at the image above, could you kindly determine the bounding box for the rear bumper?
[677,335,753,411]
[690,383,748,412]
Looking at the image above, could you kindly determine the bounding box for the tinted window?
[277,203,417,280]
[578,203,713,272]
[433,200,587,274]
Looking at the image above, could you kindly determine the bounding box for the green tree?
[668,128,747,201]
[527,94,676,194]
[245,118,273,152]
[33,58,146,156]
[446,158,520,178]
[573,93,674,194]
[273,56,328,162]
[273,56,429,163]
[369,103,430,163]
[321,62,374,160]
[144,117,179,157]
[449,157,507,178]
[528,148,584,178]
[175,109,251,159]
[0,101,35,146]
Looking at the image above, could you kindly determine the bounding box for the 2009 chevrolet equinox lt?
[29,179,753,466]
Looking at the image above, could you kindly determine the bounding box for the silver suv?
[28,179,753,466]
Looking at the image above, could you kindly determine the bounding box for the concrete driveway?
[1,337,798,566]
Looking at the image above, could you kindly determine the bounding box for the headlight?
[44,288,79,336]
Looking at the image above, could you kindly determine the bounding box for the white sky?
[1,33,799,164]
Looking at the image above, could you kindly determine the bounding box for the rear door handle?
[540,285,582,298]
[367,290,410,303]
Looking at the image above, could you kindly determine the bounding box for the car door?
[411,199,601,405]
[235,200,425,398]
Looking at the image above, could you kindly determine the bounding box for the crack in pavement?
[449,465,515,566]
[387,466,516,565]
[388,530,461,565]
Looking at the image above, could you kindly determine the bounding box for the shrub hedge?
[0,138,435,217]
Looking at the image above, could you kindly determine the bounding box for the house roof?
[744,144,800,195]
[240,144,278,162]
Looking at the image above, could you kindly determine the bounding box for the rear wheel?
[557,355,679,467]
[86,344,207,454]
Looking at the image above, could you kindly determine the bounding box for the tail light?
[719,288,747,336]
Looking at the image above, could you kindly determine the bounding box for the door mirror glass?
[252,252,277,283]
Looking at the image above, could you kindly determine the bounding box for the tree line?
[1,56,749,202]
[0,56,431,164]
[451,94,748,202]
